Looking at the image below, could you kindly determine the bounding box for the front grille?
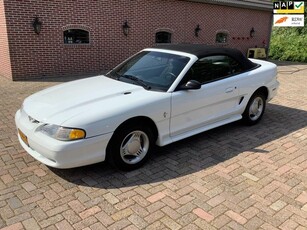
[28,116,40,124]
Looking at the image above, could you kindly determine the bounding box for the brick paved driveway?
[0,62,307,230]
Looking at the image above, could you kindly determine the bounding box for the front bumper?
[15,109,113,169]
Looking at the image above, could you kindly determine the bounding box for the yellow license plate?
[18,129,29,146]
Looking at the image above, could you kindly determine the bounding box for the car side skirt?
[157,114,242,146]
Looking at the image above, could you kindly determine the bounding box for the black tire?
[242,92,266,126]
[108,124,154,171]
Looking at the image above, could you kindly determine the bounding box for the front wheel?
[242,93,266,125]
[108,124,154,170]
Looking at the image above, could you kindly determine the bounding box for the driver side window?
[183,55,242,84]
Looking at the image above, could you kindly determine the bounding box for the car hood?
[22,76,146,124]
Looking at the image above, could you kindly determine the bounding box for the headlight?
[40,124,86,141]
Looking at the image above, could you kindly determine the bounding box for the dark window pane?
[183,55,242,84]
[64,29,89,44]
[216,32,228,43]
[155,32,171,43]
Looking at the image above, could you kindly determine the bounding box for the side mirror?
[179,80,201,90]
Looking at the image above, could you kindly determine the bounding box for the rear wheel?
[108,124,154,170]
[243,92,266,125]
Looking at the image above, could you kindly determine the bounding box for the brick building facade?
[0,0,272,81]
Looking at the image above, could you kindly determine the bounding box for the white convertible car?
[15,44,279,170]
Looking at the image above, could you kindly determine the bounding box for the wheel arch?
[253,86,269,100]
[106,116,159,158]
[242,86,268,125]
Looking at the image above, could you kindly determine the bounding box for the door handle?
[225,87,236,93]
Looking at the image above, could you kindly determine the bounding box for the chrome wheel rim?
[120,130,149,164]
[249,96,264,121]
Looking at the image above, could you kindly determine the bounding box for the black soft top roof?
[153,44,257,70]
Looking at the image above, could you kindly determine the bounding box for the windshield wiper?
[120,74,151,90]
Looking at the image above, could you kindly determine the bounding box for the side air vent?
[239,96,244,105]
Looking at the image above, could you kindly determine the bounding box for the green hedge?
[269,28,307,62]
[269,6,307,63]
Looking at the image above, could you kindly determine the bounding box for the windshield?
[106,51,190,91]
